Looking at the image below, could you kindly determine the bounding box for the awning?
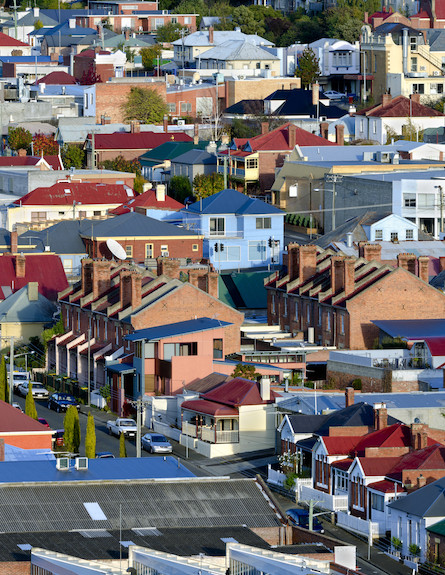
[106,363,135,374]
[182,399,238,417]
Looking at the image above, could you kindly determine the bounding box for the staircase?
[416,45,444,75]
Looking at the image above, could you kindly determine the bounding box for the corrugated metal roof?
[126,317,231,342]
[0,285,56,323]
[372,318,445,338]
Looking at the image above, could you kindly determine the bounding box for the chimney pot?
[382,93,392,106]
[345,386,354,408]
[358,242,382,262]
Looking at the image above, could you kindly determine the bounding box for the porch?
[299,485,349,512]
[182,419,239,444]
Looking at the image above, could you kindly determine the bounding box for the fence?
[336,511,384,538]
[299,485,349,511]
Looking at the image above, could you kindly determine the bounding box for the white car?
[17,382,49,399]
[322,90,345,100]
[106,418,138,438]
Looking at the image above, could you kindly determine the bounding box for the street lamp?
[360,50,367,103]
[6,350,35,372]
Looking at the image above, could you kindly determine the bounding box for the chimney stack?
[320,121,329,139]
[157,257,180,279]
[382,93,392,107]
[417,474,426,488]
[208,26,214,44]
[335,124,344,146]
[261,122,269,135]
[260,377,271,401]
[397,253,417,274]
[17,148,27,157]
[163,115,168,133]
[411,423,428,450]
[155,184,166,202]
[28,281,39,301]
[358,242,382,262]
[374,403,388,431]
[345,386,355,408]
[130,120,141,134]
[194,122,199,145]
[439,256,445,273]
[120,270,142,311]
[298,245,317,284]
[418,255,429,283]
[10,230,17,254]
[15,254,26,278]
[91,260,112,299]
[288,124,297,149]
[410,92,421,104]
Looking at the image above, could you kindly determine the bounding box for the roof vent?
[56,457,70,470]
[75,456,88,470]
[64,188,71,194]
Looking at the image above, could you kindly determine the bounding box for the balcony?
[182,421,197,437]
[182,421,239,444]
[299,485,348,511]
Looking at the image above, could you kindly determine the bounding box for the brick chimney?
[261,122,269,135]
[28,281,39,301]
[410,92,421,104]
[206,271,219,298]
[439,256,445,272]
[10,229,17,254]
[411,423,428,450]
[320,121,329,139]
[92,260,112,300]
[208,26,214,44]
[417,474,426,488]
[15,254,26,278]
[358,242,382,262]
[194,122,199,145]
[397,253,416,274]
[17,148,27,157]
[81,258,94,295]
[0,438,4,462]
[331,256,355,296]
[298,245,317,284]
[335,124,344,146]
[163,115,168,133]
[287,243,300,282]
[124,28,130,40]
[156,184,166,202]
[130,120,140,134]
[374,402,388,431]
[288,124,297,149]
[381,93,392,107]
[418,255,429,283]
[157,257,180,278]
[345,386,354,408]
[364,11,368,22]
[120,270,142,310]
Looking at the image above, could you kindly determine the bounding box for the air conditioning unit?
[177,119,185,126]
[161,250,169,257]
[420,66,426,71]
[433,70,440,76]
[75,457,88,470]
[56,457,70,470]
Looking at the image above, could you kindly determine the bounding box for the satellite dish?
[106,239,127,260]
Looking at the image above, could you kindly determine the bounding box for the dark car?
[285,508,324,533]
[47,392,80,413]
[96,452,115,459]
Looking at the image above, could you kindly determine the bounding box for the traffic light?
[214,243,218,252]
[268,237,273,247]
[220,243,224,252]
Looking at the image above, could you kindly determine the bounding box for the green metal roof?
[139,141,210,166]
[219,271,270,309]
[427,519,445,536]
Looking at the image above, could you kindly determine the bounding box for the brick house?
[265,242,445,350]
[50,258,243,409]
[73,49,126,83]
[81,211,203,262]
[0,401,53,450]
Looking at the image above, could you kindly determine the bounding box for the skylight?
[83,502,107,520]
[120,540,136,548]
[77,530,112,538]
[17,544,32,551]
[132,527,162,536]
[221,537,238,543]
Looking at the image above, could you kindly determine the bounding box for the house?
[265,243,445,350]
[138,139,206,181]
[0,31,31,56]
[35,70,77,85]
[109,185,183,221]
[6,181,136,231]
[0,55,68,80]
[73,49,126,83]
[217,122,337,195]
[125,317,234,395]
[262,88,346,121]
[0,251,68,301]
[170,148,217,186]
[80,211,203,262]
[197,40,280,76]
[51,258,243,405]
[0,7,58,45]
[0,282,57,347]
[0,401,53,449]
[86,128,193,167]
[180,376,278,457]
[181,188,284,271]
[354,94,445,144]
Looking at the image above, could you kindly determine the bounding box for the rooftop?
[14,182,134,206]
[125,317,232,342]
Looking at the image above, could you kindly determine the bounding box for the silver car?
[18,382,49,399]
[141,433,172,454]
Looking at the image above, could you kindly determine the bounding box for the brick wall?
[258,151,291,193]
[0,562,29,575]
[91,237,203,263]
[224,77,301,108]
[95,81,167,123]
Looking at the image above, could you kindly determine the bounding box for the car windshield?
[14,374,28,381]
[151,435,167,442]
[120,420,136,426]
[61,395,76,402]
[33,384,45,390]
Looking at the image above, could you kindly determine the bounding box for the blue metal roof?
[183,189,283,216]
[0,457,195,484]
[0,56,51,62]
[106,363,135,374]
[371,319,445,339]
[126,317,232,342]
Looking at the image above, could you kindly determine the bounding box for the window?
[145,243,153,258]
[271,293,275,314]
[256,217,271,229]
[406,229,414,240]
[371,493,385,512]
[163,342,198,360]
[248,240,267,261]
[327,311,331,331]
[210,217,225,236]
[335,470,348,492]
[390,232,398,241]
[295,301,299,321]
[375,229,383,240]
[411,57,418,72]
[31,211,46,222]
[307,303,310,323]
[184,16,191,24]
[318,307,322,326]
[226,246,240,261]
[93,210,101,216]
[171,16,178,23]
[283,297,288,317]
[430,83,444,95]
[246,158,258,169]
[404,193,416,207]
[180,102,192,113]
[418,193,435,208]
[104,320,107,340]
[359,119,364,133]
[167,102,176,113]
[161,244,169,256]
[410,36,418,50]
[256,62,261,69]
[340,314,345,334]
[125,245,133,257]
[192,244,199,251]
[79,211,87,219]
[373,120,377,134]
[213,338,223,359]
[412,83,424,94]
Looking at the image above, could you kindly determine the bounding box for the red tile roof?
[181,399,238,417]
[358,456,401,476]
[356,95,445,117]
[387,444,445,480]
[0,400,54,433]
[0,32,29,47]
[36,71,77,85]
[423,337,445,356]
[202,377,277,406]
[368,479,405,493]
[355,423,436,455]
[0,155,61,169]
[14,182,135,206]
[93,132,193,150]
[369,9,394,20]
[331,458,353,470]
[322,436,362,455]
[76,49,111,58]
[0,254,68,301]
[110,189,183,215]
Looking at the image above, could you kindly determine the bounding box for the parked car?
[141,433,173,454]
[12,402,23,412]
[96,452,115,459]
[53,429,64,447]
[10,370,30,391]
[17,382,49,399]
[285,508,324,533]
[106,418,137,438]
[47,392,80,412]
[37,417,50,428]
[322,90,345,100]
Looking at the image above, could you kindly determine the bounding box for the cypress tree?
[25,383,38,419]
[85,412,96,459]
[63,406,75,453]
[73,406,81,455]
[119,432,127,458]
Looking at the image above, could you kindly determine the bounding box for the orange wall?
[0,433,53,449]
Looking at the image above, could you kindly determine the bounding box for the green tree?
[232,5,265,36]
[42,317,64,351]
[140,44,162,70]
[173,0,206,26]
[156,22,188,43]
[295,47,320,88]
[62,144,85,169]
[402,117,423,142]
[85,412,96,458]
[0,355,7,402]
[25,383,38,419]
[64,405,81,454]
[119,431,127,457]
[193,172,225,199]
[231,363,261,380]
[169,175,192,203]
[8,126,32,152]
[122,87,168,124]
[34,19,43,30]
[99,156,146,194]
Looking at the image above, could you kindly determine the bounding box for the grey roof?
[173,149,217,166]
[172,30,274,47]
[20,220,89,254]
[2,12,58,27]
[104,33,152,48]
[286,414,328,433]
[0,477,282,533]
[372,319,445,339]
[293,141,422,163]
[126,317,232,342]
[427,29,445,51]
[431,269,445,288]
[183,189,284,216]
[388,475,445,517]
[199,40,279,62]
[0,285,56,323]
[184,372,230,393]
[80,212,199,238]
[43,34,98,47]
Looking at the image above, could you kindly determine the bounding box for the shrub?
[409,544,421,557]
[352,378,362,390]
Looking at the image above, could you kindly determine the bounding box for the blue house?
[181,189,284,271]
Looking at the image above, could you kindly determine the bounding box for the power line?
[286,202,394,215]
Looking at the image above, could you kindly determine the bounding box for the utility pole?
[136,396,142,458]
[435,185,443,234]
[91,131,96,169]
[9,337,14,404]
[87,326,91,407]
[12,0,18,40]
[309,499,314,532]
